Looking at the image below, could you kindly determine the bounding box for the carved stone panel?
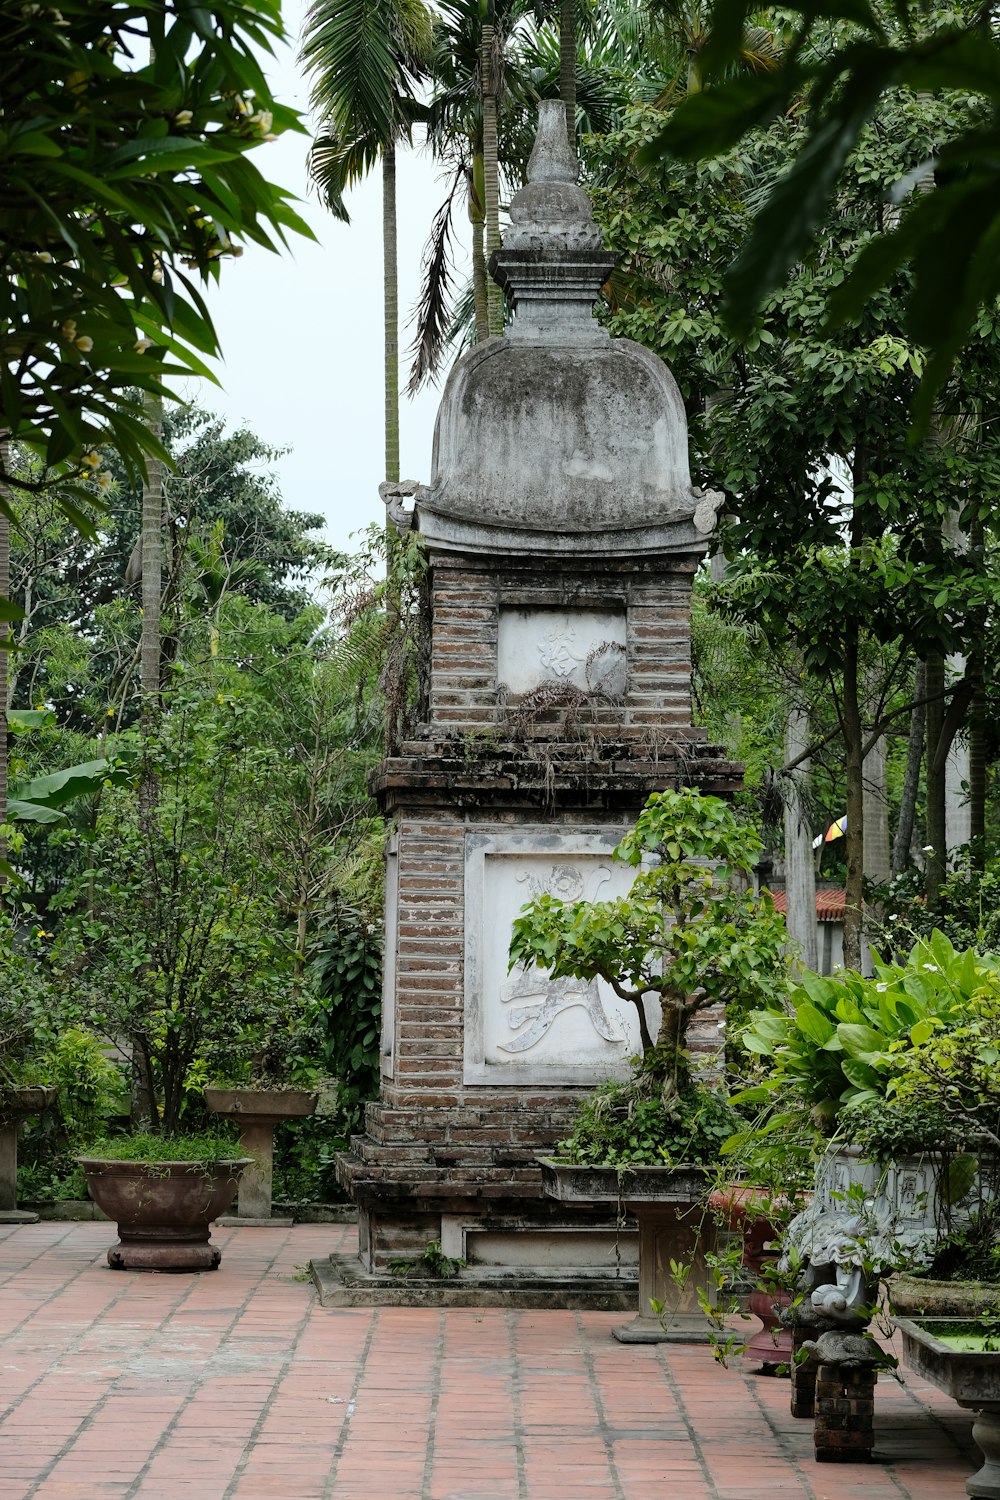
[464,829,657,1085]
[497,607,626,699]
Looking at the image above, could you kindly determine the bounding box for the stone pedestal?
[613,1200,717,1344]
[204,1088,317,1226]
[328,102,739,1296]
[0,1087,58,1224]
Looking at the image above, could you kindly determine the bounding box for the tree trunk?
[892,660,925,877]
[559,0,576,141]
[944,652,971,854]
[842,623,865,972]
[481,18,503,337]
[140,396,163,724]
[136,396,163,1130]
[383,146,400,487]
[968,674,986,866]
[471,187,488,343]
[783,706,817,971]
[924,652,947,904]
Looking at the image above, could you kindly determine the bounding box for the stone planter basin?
[79,1156,252,1271]
[204,1088,318,1224]
[539,1157,709,1206]
[203,1087,318,1123]
[0,1085,58,1122]
[895,1316,1000,1498]
[539,1157,714,1344]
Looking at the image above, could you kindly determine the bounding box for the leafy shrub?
[737,931,1000,1132]
[557,1081,741,1168]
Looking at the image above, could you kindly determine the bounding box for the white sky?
[195,0,468,558]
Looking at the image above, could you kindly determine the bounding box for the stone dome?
[411,101,718,557]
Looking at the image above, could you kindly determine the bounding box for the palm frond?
[406,161,466,395]
[300,0,402,147]
[307,129,385,218]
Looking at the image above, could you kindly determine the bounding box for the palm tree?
[301,0,433,486]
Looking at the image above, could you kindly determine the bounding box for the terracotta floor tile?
[0,1221,983,1500]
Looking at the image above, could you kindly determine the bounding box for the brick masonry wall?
[427,549,700,738]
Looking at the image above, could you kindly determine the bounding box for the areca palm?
[301,0,433,485]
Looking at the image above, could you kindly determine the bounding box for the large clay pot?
[78,1156,251,1270]
[709,1185,795,1372]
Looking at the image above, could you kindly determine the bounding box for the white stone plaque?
[497,608,626,698]
[464,830,658,1086]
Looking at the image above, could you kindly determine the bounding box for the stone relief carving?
[497,608,626,698]
[495,861,622,1056]
[537,626,584,679]
[497,972,624,1053]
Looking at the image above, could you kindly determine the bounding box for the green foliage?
[738,931,1000,1133]
[389,1240,464,1279]
[651,1,1000,428]
[557,1082,740,1168]
[509,788,789,1091]
[309,905,383,1142]
[868,864,1000,957]
[79,1129,241,1164]
[0,1,310,506]
[17,1028,125,1201]
[922,1201,1000,1284]
[60,686,302,1136]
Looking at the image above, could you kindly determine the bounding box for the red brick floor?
[0,1220,979,1500]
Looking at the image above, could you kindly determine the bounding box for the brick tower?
[332,102,738,1296]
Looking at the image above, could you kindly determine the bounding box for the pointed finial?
[489,102,615,346]
[526,100,579,186]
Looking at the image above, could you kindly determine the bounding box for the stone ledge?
[311,1252,637,1311]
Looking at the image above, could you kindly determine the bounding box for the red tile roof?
[766,888,846,922]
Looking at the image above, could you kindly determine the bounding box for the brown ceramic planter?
[708,1186,794,1372]
[78,1156,251,1270]
[204,1087,317,1223]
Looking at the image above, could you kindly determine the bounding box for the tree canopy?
[0,0,310,511]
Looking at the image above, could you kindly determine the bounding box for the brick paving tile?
[0,1220,985,1499]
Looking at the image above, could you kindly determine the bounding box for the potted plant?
[737,935,1000,1269]
[66,699,297,1268]
[203,1021,320,1224]
[508,787,790,1341]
